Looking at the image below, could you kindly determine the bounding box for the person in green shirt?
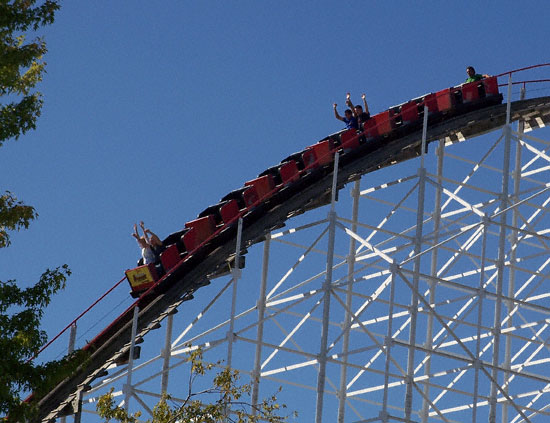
[466,66,490,83]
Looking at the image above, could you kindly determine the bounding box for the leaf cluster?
[0,191,37,248]
[0,264,73,422]
[0,259,74,417]
[97,346,297,423]
[0,0,60,146]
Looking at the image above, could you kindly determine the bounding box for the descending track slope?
[37,95,550,422]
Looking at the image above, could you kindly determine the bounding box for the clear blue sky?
[2,0,550,414]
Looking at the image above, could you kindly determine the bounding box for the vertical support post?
[381,263,397,423]
[227,217,243,369]
[473,217,489,422]
[420,138,444,423]
[420,105,428,169]
[489,74,513,423]
[404,106,429,421]
[315,152,339,423]
[72,391,82,423]
[337,179,361,423]
[68,323,77,354]
[161,313,174,394]
[502,85,525,423]
[505,73,513,125]
[251,235,271,414]
[124,306,139,412]
[61,323,77,423]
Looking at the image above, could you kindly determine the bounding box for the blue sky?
[2,0,550,416]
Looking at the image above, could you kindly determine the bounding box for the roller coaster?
[30,65,550,422]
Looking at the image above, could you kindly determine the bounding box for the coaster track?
[35,93,550,422]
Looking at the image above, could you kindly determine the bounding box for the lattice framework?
[65,94,550,423]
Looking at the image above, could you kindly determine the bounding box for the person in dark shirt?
[333,101,358,130]
[346,92,371,128]
[465,66,490,83]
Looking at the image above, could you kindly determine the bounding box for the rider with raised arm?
[346,92,371,128]
[132,221,164,265]
[333,98,358,130]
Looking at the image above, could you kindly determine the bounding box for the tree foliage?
[0,0,59,145]
[97,346,296,423]
[0,190,36,248]
[0,265,84,422]
[0,1,70,422]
